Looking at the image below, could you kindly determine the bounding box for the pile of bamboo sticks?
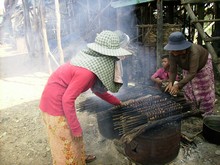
[77,86,194,142]
[111,95,190,136]
[77,86,163,113]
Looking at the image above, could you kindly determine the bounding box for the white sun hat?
[87,30,132,57]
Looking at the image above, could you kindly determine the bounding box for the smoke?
[0,0,155,85]
[40,1,138,63]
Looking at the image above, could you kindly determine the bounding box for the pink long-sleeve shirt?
[39,63,121,136]
[151,68,170,80]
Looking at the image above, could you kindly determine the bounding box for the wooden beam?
[191,19,220,23]
[111,0,154,8]
[204,36,220,42]
[181,0,220,4]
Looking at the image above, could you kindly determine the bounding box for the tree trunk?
[2,0,18,45]
[39,0,52,74]
[54,0,64,64]
[22,0,34,56]
[32,0,43,57]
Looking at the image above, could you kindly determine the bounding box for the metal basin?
[203,115,220,145]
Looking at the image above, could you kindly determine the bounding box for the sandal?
[85,154,96,163]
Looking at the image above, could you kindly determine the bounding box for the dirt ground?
[0,43,220,165]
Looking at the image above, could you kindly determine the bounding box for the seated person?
[151,55,178,91]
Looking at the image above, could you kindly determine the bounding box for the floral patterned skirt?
[183,54,215,115]
[41,112,86,165]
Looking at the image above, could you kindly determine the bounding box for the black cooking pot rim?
[203,115,220,133]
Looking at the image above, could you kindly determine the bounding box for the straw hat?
[164,32,192,51]
[87,30,132,56]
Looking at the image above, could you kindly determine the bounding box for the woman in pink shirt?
[39,30,132,165]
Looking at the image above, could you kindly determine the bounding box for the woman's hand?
[169,84,179,95]
[164,82,173,92]
[164,82,179,95]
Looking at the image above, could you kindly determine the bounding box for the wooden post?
[156,0,163,69]
[197,4,204,45]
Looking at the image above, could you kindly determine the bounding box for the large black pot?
[96,109,121,139]
[203,115,220,145]
[124,122,181,165]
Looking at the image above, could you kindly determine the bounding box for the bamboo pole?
[182,2,220,73]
